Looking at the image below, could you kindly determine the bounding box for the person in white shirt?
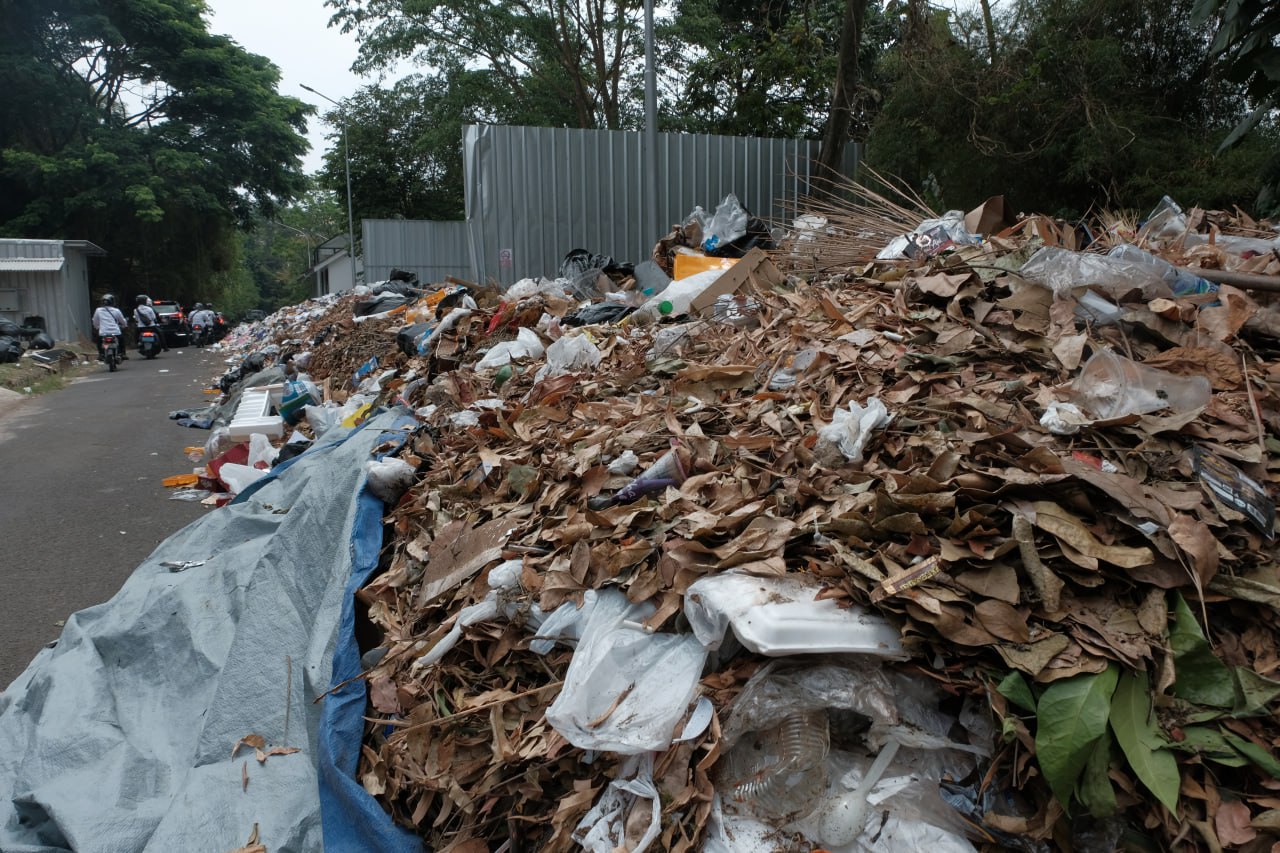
[91,294,128,362]
[190,303,215,345]
[133,294,164,352]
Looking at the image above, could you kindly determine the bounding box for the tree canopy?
[0,0,311,304]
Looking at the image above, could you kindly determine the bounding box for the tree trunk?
[815,0,867,196]
[979,0,998,63]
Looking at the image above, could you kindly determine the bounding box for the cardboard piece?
[689,248,784,314]
[964,196,1015,236]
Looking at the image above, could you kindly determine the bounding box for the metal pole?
[301,84,358,289]
[643,0,660,252]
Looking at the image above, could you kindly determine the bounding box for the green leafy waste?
[1109,670,1180,813]
[1035,665,1119,810]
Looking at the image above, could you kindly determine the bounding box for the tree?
[327,0,645,130]
[1192,0,1280,213]
[866,0,1277,215]
[816,0,868,189]
[0,0,311,304]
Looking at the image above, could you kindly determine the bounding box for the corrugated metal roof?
[0,257,65,272]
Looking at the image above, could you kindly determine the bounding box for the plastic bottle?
[1106,244,1216,297]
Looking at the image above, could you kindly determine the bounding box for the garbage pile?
[199,193,1280,852]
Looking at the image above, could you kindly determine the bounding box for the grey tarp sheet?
[0,411,401,852]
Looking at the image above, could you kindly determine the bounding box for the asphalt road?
[0,346,227,689]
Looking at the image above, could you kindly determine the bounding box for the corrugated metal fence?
[363,124,859,289]
[362,220,473,286]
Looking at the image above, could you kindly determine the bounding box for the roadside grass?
[0,350,96,396]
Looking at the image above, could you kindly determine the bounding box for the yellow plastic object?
[673,254,738,281]
[162,473,200,487]
[342,402,373,427]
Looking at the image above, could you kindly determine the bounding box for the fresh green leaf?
[1231,666,1280,716]
[1171,726,1249,767]
[1077,728,1117,817]
[1223,731,1280,778]
[1035,666,1119,811]
[1109,670,1181,813]
[997,671,1037,713]
[1169,593,1234,708]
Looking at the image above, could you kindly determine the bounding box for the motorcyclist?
[133,295,164,352]
[91,294,128,363]
[190,302,215,345]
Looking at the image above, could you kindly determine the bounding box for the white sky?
[203,0,371,175]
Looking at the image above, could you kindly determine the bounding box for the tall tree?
[866,0,1276,215]
[816,0,868,190]
[327,0,645,130]
[0,0,311,303]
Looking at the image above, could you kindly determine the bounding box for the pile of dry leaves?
[238,199,1280,852]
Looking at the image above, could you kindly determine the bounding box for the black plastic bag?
[389,268,420,284]
[0,320,20,339]
[562,303,634,327]
[0,335,20,363]
[707,215,776,258]
[30,332,55,350]
[397,322,433,357]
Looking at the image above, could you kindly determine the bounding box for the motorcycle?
[101,334,121,371]
[191,322,209,348]
[138,326,162,359]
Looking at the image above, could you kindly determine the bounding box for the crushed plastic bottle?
[719,711,831,821]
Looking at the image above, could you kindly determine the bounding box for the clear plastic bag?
[817,397,892,463]
[1069,349,1211,419]
[534,332,602,381]
[702,193,750,253]
[475,327,545,369]
[573,754,662,853]
[544,588,707,754]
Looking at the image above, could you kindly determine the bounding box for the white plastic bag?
[304,404,342,438]
[247,432,278,469]
[534,333,602,381]
[218,462,266,494]
[574,754,662,853]
[544,588,707,753]
[702,193,750,253]
[1019,246,1172,300]
[817,398,892,463]
[475,327,545,369]
[365,457,416,504]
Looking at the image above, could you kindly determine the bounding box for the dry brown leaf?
[232,733,266,761]
[1215,800,1257,846]
[223,823,266,853]
[1168,514,1221,585]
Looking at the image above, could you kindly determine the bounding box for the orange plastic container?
[673,254,738,280]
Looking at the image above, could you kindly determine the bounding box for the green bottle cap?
[659,300,673,315]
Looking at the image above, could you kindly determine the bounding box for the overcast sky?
[203,0,373,175]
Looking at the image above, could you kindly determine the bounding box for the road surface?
[0,347,227,688]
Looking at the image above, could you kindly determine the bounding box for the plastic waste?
[218,462,267,494]
[589,445,688,509]
[712,294,762,329]
[876,211,979,260]
[1143,195,1280,255]
[629,268,725,325]
[1069,349,1211,420]
[543,588,707,754]
[633,260,671,298]
[1074,290,1124,326]
[278,379,320,425]
[720,710,831,820]
[817,398,892,464]
[768,348,821,390]
[534,333,602,381]
[304,404,341,438]
[573,754,662,853]
[1019,246,1173,300]
[168,488,211,502]
[702,194,750,253]
[203,426,237,461]
[365,457,416,504]
[475,327,545,369]
[1039,401,1089,435]
[1106,244,1216,296]
[684,570,906,658]
[607,450,639,475]
[247,432,278,470]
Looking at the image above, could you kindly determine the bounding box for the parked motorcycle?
[138,326,162,359]
[101,334,121,371]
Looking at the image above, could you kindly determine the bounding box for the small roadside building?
[311,234,361,297]
[0,238,106,343]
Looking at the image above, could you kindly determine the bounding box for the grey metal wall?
[362,219,473,286]
[464,124,849,288]
[0,240,89,343]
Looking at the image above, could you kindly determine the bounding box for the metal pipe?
[1177,265,1280,294]
[643,0,660,250]
[301,84,357,288]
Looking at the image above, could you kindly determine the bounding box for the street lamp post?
[300,84,357,288]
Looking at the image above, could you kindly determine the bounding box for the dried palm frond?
[777,165,937,274]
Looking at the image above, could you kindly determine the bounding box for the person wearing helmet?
[190,302,215,346]
[92,294,128,362]
[134,294,163,352]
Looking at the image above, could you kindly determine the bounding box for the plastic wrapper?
[475,327,545,369]
[543,588,707,754]
[247,433,278,470]
[702,194,750,253]
[203,425,237,461]
[365,457,416,505]
[1106,244,1215,297]
[817,397,892,463]
[876,211,979,260]
[1019,246,1173,300]
[534,333,602,381]
[1068,349,1211,419]
[573,754,662,853]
